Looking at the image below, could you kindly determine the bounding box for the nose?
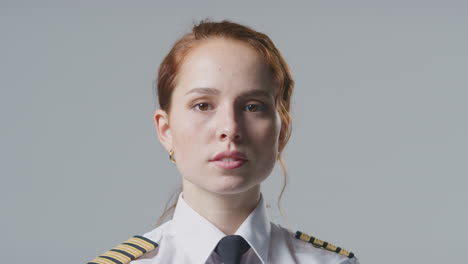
[219,127,242,142]
[215,106,242,142]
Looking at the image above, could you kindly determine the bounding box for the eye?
[244,103,266,112]
[193,102,212,111]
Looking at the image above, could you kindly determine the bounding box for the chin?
[206,178,250,194]
[211,179,262,196]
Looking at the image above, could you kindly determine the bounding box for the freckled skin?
[156,38,281,196]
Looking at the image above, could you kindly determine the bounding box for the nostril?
[218,129,241,141]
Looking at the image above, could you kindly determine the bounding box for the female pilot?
[88,19,359,264]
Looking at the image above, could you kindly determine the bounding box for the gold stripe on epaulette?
[101,250,131,263]
[87,235,159,264]
[295,231,355,259]
[88,257,117,264]
[127,236,155,252]
[114,244,141,257]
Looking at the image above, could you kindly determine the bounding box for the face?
[155,38,281,195]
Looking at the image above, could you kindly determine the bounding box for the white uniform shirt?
[131,193,359,264]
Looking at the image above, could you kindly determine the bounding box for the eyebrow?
[184,87,273,99]
[184,87,220,96]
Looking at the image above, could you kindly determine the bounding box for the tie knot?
[214,235,251,264]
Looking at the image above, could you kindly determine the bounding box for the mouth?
[209,150,248,170]
[210,158,247,170]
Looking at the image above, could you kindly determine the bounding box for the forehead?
[174,38,276,96]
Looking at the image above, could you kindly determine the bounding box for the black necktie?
[214,235,251,264]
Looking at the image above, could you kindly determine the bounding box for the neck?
[181,179,261,235]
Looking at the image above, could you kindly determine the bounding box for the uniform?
[88,193,359,264]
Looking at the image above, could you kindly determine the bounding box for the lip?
[209,150,248,170]
[209,150,247,161]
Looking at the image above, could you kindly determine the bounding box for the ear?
[154,109,173,152]
[277,122,288,153]
[278,129,284,154]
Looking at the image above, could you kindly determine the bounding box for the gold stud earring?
[169,149,176,163]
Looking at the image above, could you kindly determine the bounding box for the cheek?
[248,115,281,145]
[171,112,210,157]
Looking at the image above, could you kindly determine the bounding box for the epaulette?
[295,231,355,259]
[88,235,158,264]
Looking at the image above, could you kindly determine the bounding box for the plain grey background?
[1,1,467,263]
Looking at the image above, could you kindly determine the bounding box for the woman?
[88,19,359,264]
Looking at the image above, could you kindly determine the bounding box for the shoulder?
[271,223,360,264]
[86,235,159,264]
[86,222,170,264]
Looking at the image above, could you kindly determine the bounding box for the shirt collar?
[233,193,271,263]
[170,192,271,263]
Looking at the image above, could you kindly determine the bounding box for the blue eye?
[244,104,265,112]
